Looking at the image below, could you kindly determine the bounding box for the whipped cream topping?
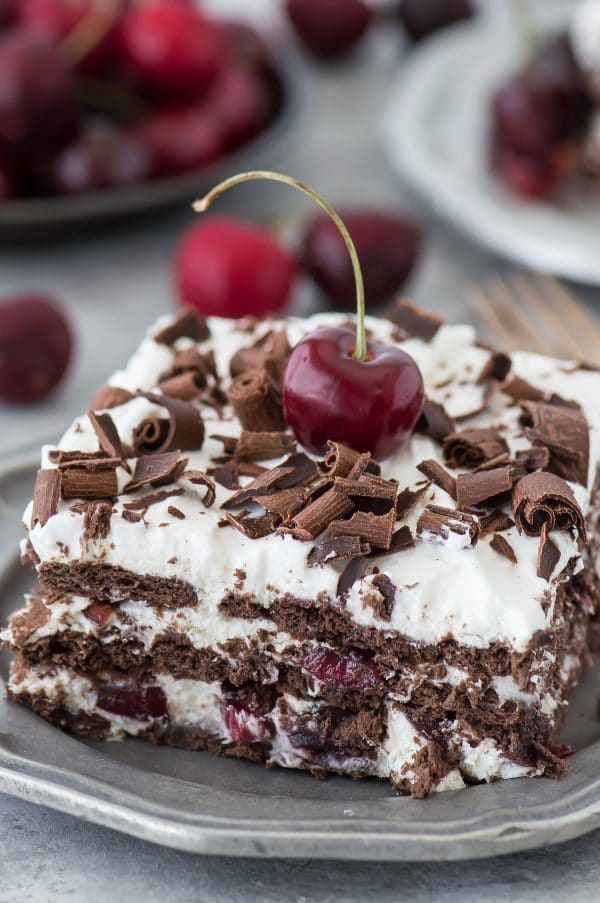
[23,312,600,652]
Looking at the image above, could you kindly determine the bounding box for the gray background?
[1,20,599,902]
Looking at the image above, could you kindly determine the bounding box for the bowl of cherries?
[0,0,305,239]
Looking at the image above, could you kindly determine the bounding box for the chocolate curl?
[31,469,61,527]
[500,375,546,403]
[136,392,205,454]
[512,471,586,542]
[322,441,380,478]
[158,371,206,400]
[416,459,456,499]
[416,400,455,442]
[283,488,354,540]
[124,451,187,493]
[455,465,514,508]
[329,508,396,550]
[520,401,590,486]
[254,487,307,519]
[235,431,296,461]
[89,384,133,411]
[476,349,512,384]
[152,307,209,345]
[182,470,216,507]
[88,410,127,463]
[384,298,444,341]
[416,505,479,546]
[478,509,514,538]
[222,466,295,509]
[227,368,286,432]
[443,429,509,469]
[230,329,291,379]
[60,464,118,500]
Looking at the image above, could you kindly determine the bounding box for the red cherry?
[222,700,274,743]
[219,20,273,74]
[83,600,114,627]
[281,326,424,459]
[97,685,168,721]
[0,293,73,403]
[117,2,225,97]
[174,215,297,319]
[208,69,272,149]
[286,0,371,60]
[399,0,473,42]
[0,30,80,157]
[302,208,421,311]
[137,105,223,177]
[301,647,382,689]
[0,0,14,29]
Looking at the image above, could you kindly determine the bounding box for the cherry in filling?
[96,685,168,722]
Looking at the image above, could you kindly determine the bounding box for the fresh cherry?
[302,208,421,311]
[219,20,273,74]
[301,647,382,689]
[398,0,473,42]
[0,293,73,404]
[137,105,223,177]
[208,69,272,149]
[96,685,168,721]
[174,215,297,319]
[42,118,153,194]
[117,2,225,97]
[282,326,424,458]
[0,0,14,29]
[0,30,80,157]
[286,0,372,60]
[192,171,426,460]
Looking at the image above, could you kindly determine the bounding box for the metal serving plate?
[2,455,600,861]
[379,4,600,285]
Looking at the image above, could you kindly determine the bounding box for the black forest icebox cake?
[3,297,600,797]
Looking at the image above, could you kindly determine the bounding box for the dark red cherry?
[0,30,80,157]
[301,647,382,689]
[208,69,272,149]
[399,0,473,42]
[0,0,14,29]
[219,20,273,74]
[138,105,223,176]
[286,0,372,60]
[0,293,73,403]
[174,215,297,319]
[222,701,274,743]
[282,326,424,459]
[83,600,114,627]
[302,208,421,311]
[117,2,225,97]
[97,685,168,721]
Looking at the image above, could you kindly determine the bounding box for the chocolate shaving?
[229,329,290,380]
[416,400,456,442]
[209,460,240,490]
[283,488,354,541]
[337,556,369,598]
[307,536,371,568]
[322,441,380,478]
[136,392,204,454]
[416,505,479,546]
[59,457,119,500]
[334,474,397,505]
[443,429,509,469]
[329,509,395,550]
[254,487,306,519]
[88,410,126,463]
[81,501,113,541]
[473,452,511,472]
[455,466,514,508]
[384,525,416,554]
[182,470,216,507]
[384,298,444,341]
[89,384,133,411]
[123,487,184,512]
[396,484,429,520]
[520,401,589,486]
[512,446,551,479]
[478,508,514,538]
[168,505,185,519]
[512,471,586,541]
[370,573,396,619]
[48,449,107,465]
[152,308,209,345]
[122,509,143,523]
[31,469,61,527]
[276,453,319,487]
[235,431,296,461]
[158,371,205,400]
[500,375,546,403]
[227,369,285,432]
[416,460,456,499]
[221,511,279,539]
[477,350,512,384]
[222,466,295,509]
[489,533,517,564]
[537,524,560,582]
[124,451,186,493]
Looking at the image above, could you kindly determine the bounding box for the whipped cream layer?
[23,312,600,652]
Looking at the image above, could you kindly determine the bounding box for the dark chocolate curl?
[230,329,290,379]
[384,298,444,341]
[416,400,456,442]
[88,410,126,462]
[443,429,509,469]
[89,384,133,411]
[31,469,61,527]
[520,401,589,486]
[152,308,209,345]
[455,466,514,508]
[227,369,286,432]
[137,392,204,454]
[512,471,586,541]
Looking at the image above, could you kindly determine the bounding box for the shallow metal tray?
[2,455,600,860]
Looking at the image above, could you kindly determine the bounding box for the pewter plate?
[3,455,600,861]
[379,4,600,285]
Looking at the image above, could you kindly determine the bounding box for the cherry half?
[192,171,425,461]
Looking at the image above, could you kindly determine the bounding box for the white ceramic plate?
[3,454,600,860]
[380,6,600,284]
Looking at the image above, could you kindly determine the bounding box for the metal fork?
[468,273,600,364]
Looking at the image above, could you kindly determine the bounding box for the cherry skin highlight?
[281,326,424,460]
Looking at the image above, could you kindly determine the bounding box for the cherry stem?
[60,0,119,67]
[193,170,368,362]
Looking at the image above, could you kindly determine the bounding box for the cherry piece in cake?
[96,685,168,721]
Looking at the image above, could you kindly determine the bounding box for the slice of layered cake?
[3,301,600,797]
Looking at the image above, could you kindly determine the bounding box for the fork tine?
[468,286,520,351]
[534,274,600,363]
[483,276,552,355]
[508,273,583,360]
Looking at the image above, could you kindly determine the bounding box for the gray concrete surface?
[1,23,599,902]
